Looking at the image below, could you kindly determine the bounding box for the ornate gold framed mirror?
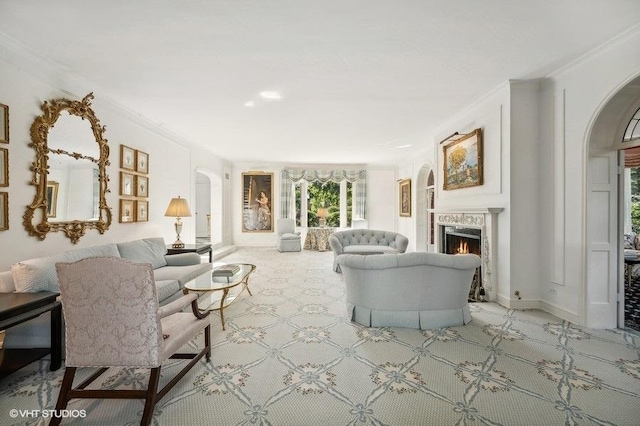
[24,93,112,243]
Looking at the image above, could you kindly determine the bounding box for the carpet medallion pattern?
[0,247,639,425]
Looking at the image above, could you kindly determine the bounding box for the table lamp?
[317,207,328,227]
[164,196,191,248]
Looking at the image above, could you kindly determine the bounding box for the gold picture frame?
[0,147,7,187]
[46,181,59,218]
[241,172,273,232]
[136,150,149,174]
[399,179,411,217]
[136,175,149,198]
[0,103,8,144]
[0,192,7,231]
[119,199,135,223]
[120,145,135,171]
[120,172,135,196]
[136,200,149,222]
[443,128,483,190]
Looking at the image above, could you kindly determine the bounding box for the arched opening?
[416,164,435,252]
[585,74,640,329]
[195,168,223,248]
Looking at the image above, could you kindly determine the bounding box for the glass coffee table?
[183,263,256,330]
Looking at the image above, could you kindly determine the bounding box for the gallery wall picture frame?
[46,181,59,218]
[442,128,483,191]
[0,103,8,144]
[136,175,149,198]
[120,144,135,171]
[136,200,149,222]
[120,172,135,196]
[135,150,149,174]
[0,192,7,231]
[241,171,273,233]
[399,179,411,217]
[0,147,7,187]
[119,199,135,223]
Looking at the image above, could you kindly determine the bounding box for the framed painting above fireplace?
[443,128,483,190]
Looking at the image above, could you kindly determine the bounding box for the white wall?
[0,45,231,271]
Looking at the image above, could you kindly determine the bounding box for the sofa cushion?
[11,244,120,293]
[117,238,168,269]
[153,263,212,287]
[155,279,181,303]
[343,245,397,255]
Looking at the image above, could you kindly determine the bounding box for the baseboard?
[212,245,238,260]
[494,295,582,325]
[494,294,541,310]
[539,301,582,325]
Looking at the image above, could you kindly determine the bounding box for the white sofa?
[0,237,212,349]
[337,252,482,329]
[328,229,409,272]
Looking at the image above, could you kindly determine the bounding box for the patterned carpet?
[1,247,639,425]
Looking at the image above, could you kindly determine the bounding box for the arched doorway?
[195,168,223,248]
[416,164,435,252]
[586,74,640,329]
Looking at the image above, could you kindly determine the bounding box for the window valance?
[281,169,366,184]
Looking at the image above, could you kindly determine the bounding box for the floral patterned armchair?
[51,256,211,426]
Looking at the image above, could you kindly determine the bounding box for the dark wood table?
[0,291,62,379]
[167,243,212,263]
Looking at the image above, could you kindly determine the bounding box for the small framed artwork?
[46,181,59,218]
[0,103,8,144]
[120,172,135,196]
[136,175,149,198]
[241,172,273,232]
[0,147,7,187]
[136,200,149,222]
[443,128,483,190]
[0,192,7,231]
[399,179,411,217]
[119,199,135,223]
[136,150,149,174]
[120,145,135,171]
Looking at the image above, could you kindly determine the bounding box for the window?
[294,180,353,227]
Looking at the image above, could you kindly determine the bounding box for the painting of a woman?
[242,172,273,232]
[256,190,271,230]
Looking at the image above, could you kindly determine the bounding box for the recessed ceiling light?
[396,144,412,149]
[244,101,255,107]
[259,91,282,100]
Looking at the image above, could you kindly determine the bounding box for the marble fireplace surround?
[434,208,504,302]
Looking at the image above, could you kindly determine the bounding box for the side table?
[0,291,62,378]
[167,243,212,263]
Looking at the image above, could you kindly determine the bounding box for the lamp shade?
[164,197,192,218]
[317,207,328,219]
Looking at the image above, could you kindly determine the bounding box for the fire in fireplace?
[442,226,484,302]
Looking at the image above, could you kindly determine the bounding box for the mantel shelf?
[432,207,504,215]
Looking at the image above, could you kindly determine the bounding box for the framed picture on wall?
[0,147,7,187]
[120,172,135,196]
[136,200,149,222]
[443,128,483,190]
[46,181,59,218]
[119,199,135,223]
[0,103,8,144]
[399,179,411,217]
[120,145,135,171]
[136,150,149,174]
[136,175,148,198]
[0,192,7,231]
[241,172,273,232]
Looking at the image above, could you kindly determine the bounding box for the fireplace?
[442,226,483,302]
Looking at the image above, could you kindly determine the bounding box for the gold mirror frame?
[23,93,112,243]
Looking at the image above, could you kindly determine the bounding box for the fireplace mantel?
[434,207,503,301]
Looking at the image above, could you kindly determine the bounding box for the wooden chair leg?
[205,325,211,361]
[140,367,161,426]
[50,367,76,426]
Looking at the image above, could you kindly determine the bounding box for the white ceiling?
[2,1,640,166]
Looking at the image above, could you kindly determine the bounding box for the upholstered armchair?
[277,218,302,252]
[51,256,211,426]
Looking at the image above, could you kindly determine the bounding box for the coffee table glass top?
[185,263,256,292]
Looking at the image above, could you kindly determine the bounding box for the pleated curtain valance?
[281,169,366,184]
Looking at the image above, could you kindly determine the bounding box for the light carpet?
[0,247,639,425]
